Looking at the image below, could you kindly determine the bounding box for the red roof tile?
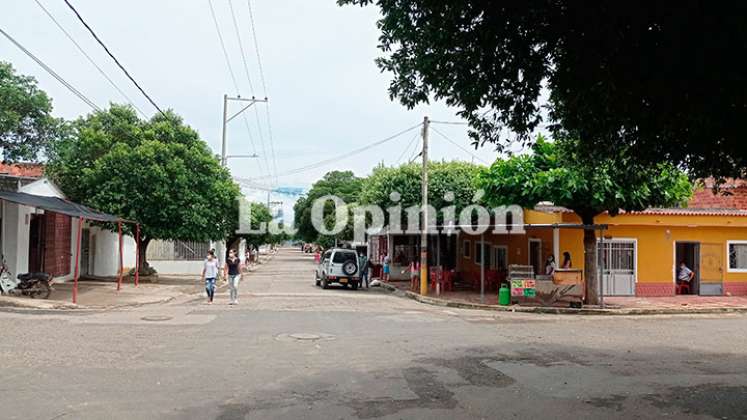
[0,163,44,178]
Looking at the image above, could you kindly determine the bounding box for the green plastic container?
[499,284,510,306]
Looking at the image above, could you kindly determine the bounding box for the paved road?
[1,248,746,419]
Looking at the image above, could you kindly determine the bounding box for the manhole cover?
[141,315,173,322]
[275,333,336,342]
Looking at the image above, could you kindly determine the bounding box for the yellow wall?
[558,212,747,285]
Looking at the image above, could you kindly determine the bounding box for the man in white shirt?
[678,261,695,283]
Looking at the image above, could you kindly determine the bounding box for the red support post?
[117,221,123,291]
[135,224,140,287]
[72,217,84,304]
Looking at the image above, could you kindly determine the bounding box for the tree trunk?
[581,215,599,305]
[138,237,152,275]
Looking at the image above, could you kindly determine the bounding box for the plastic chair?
[676,281,691,295]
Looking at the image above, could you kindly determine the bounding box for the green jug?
[499,284,510,306]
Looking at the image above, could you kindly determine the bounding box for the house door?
[699,243,723,295]
[28,214,45,272]
[528,239,542,275]
[80,228,90,276]
[599,240,636,296]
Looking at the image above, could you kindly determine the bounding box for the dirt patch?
[644,384,747,419]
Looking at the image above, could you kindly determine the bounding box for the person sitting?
[677,261,695,294]
[561,252,572,269]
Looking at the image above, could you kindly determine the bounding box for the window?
[728,241,747,272]
[463,240,471,258]
[493,246,508,270]
[332,251,356,263]
[475,242,491,266]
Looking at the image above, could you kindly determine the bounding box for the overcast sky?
[3,0,504,210]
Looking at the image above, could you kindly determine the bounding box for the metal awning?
[0,191,130,223]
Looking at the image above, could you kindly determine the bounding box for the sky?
[2,0,505,216]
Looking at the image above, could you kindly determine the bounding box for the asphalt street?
[1,248,746,419]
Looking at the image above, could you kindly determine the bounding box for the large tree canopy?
[293,170,364,245]
[360,160,482,226]
[338,2,747,178]
[478,136,692,303]
[0,61,60,161]
[46,104,240,272]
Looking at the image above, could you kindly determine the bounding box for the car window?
[332,251,357,263]
[323,251,332,261]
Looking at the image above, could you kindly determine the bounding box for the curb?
[378,283,747,316]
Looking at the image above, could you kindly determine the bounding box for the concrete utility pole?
[420,116,430,296]
[220,94,268,167]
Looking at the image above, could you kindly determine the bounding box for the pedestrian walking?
[358,253,369,289]
[202,250,220,304]
[225,249,242,305]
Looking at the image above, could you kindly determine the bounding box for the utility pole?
[420,116,429,296]
[220,94,268,167]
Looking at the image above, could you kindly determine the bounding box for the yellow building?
[456,206,747,297]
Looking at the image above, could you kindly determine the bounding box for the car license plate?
[339,278,348,284]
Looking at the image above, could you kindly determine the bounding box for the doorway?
[80,228,91,276]
[528,238,542,275]
[28,214,46,273]
[599,239,637,296]
[675,242,699,295]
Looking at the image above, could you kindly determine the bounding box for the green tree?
[360,161,482,226]
[46,104,240,273]
[293,171,364,245]
[0,61,61,161]
[237,201,273,252]
[478,136,692,304]
[337,2,747,179]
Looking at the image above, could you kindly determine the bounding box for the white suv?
[315,248,360,290]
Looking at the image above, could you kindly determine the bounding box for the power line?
[430,125,490,164]
[208,0,266,178]
[208,0,240,94]
[250,123,423,181]
[396,130,421,165]
[62,0,167,117]
[33,0,146,118]
[247,0,278,187]
[228,0,272,183]
[228,0,255,93]
[0,26,101,111]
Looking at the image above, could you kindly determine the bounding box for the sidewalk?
[380,281,747,315]
[0,251,277,310]
[0,280,199,310]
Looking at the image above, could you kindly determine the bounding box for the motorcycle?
[0,257,53,299]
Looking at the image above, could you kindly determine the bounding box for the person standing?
[382,252,391,282]
[358,252,369,289]
[201,250,220,304]
[561,252,572,269]
[225,249,242,305]
[545,255,556,275]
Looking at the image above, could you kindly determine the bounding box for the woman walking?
[202,250,220,304]
[225,249,242,305]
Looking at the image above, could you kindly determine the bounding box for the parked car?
[315,248,360,290]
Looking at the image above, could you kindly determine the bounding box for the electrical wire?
[0,26,101,111]
[430,125,490,164]
[249,122,423,180]
[208,0,266,178]
[396,130,421,165]
[247,0,278,187]
[62,0,167,117]
[208,0,240,94]
[228,0,272,183]
[33,0,146,117]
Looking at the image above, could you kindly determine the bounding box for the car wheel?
[321,277,329,289]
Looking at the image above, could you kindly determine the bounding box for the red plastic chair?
[676,281,691,295]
